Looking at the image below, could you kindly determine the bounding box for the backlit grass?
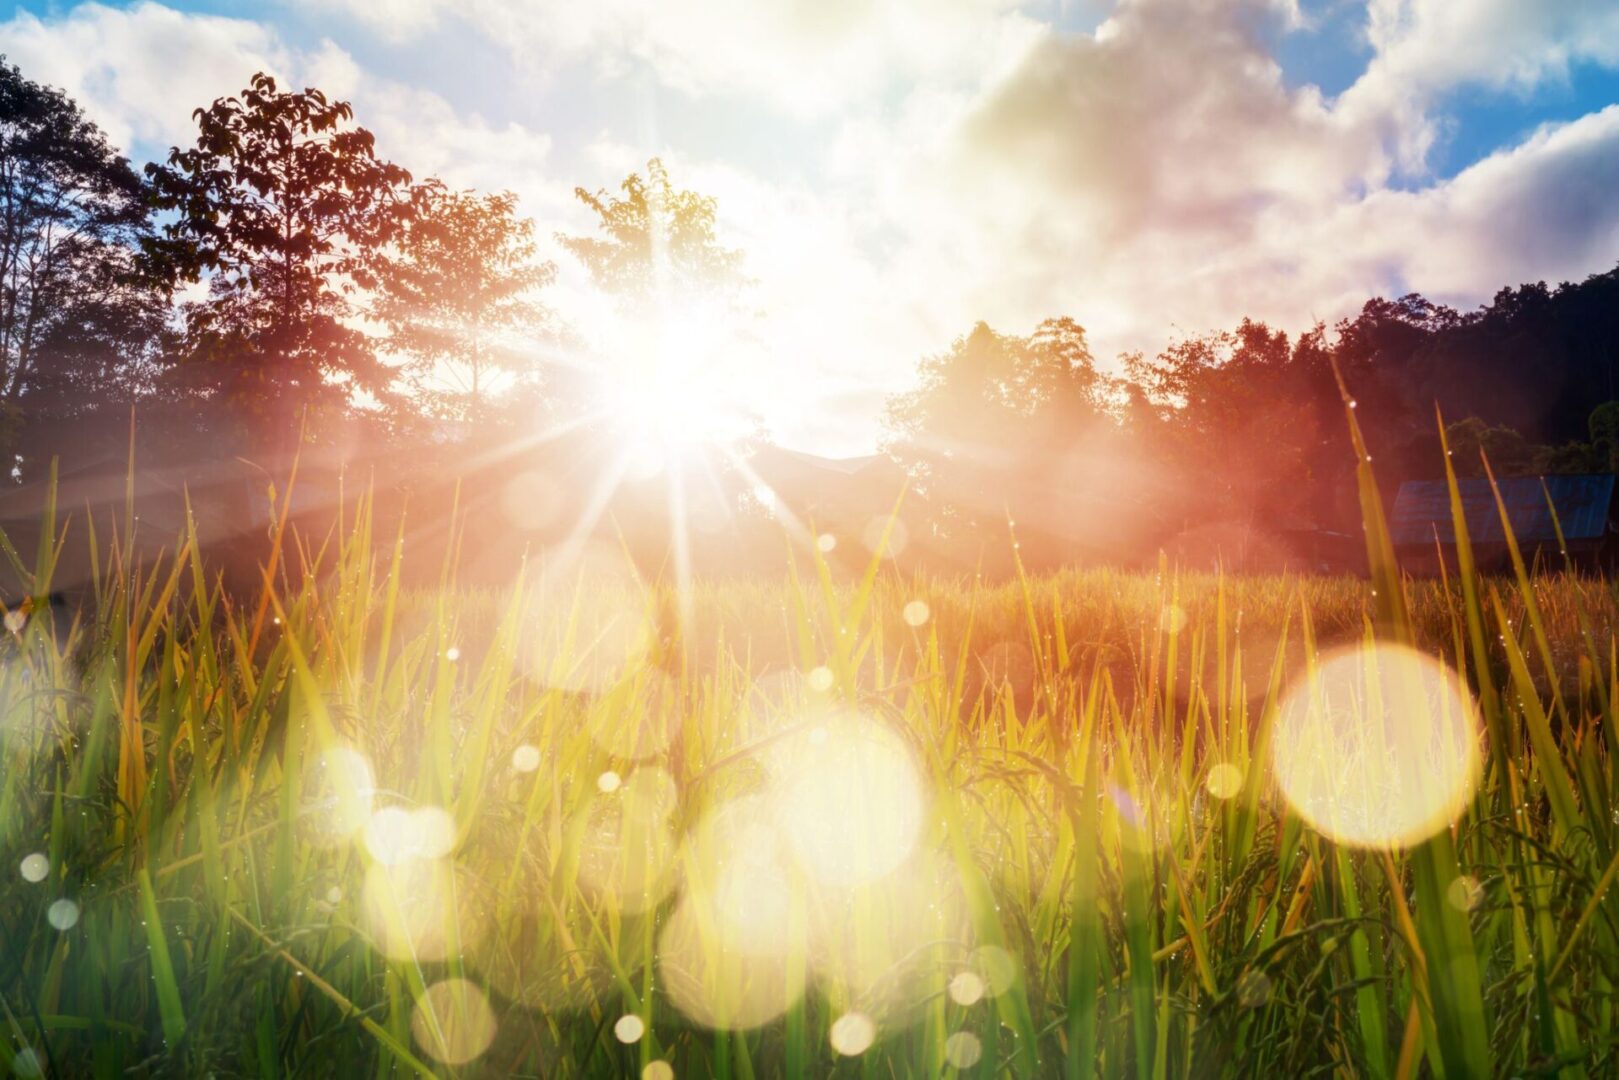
[1,451,1618,1077]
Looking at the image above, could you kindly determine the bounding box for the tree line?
[6,56,1619,570]
[1,60,739,469]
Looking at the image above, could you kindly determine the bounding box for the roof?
[1390,474,1616,546]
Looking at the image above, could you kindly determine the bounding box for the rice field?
[2,442,1618,1077]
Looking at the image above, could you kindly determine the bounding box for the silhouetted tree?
[0,59,167,461]
[373,187,556,426]
[142,73,413,446]
[1128,318,1335,525]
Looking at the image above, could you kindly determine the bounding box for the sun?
[599,298,762,473]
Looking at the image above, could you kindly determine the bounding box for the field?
[2,455,1618,1078]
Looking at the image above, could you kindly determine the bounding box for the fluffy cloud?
[847,0,1619,380]
[320,0,1045,116]
[0,3,569,221]
[1,1,289,150]
[1341,0,1619,169]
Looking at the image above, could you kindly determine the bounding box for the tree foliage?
[558,157,742,300]
[142,73,413,436]
[373,187,556,426]
[0,58,165,436]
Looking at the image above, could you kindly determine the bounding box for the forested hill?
[1344,269,1619,453]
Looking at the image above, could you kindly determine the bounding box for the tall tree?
[373,188,556,426]
[142,72,413,442]
[0,59,165,445]
[558,157,742,301]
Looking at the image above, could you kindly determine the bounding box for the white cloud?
[320,0,1046,116]
[1341,0,1619,172]
[1,1,289,151]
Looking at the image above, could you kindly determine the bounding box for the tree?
[142,72,413,442]
[1443,417,1536,477]
[373,188,556,426]
[884,317,1120,558]
[1127,318,1339,527]
[558,157,742,301]
[0,59,166,448]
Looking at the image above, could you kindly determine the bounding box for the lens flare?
[1205,762,1244,800]
[944,1031,982,1068]
[411,978,497,1065]
[809,853,967,1021]
[363,805,456,864]
[304,747,376,846]
[47,898,78,931]
[19,853,48,883]
[770,715,925,887]
[614,1014,646,1044]
[577,776,679,915]
[1448,874,1484,912]
[362,859,488,962]
[1272,643,1482,848]
[902,600,930,627]
[969,945,1018,997]
[658,796,805,1029]
[829,1012,877,1056]
[949,971,985,1006]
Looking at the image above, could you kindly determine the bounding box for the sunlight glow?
[363,805,456,865]
[770,716,924,887]
[595,297,761,470]
[1272,643,1482,849]
[658,796,805,1030]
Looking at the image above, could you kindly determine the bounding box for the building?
[1390,474,1618,571]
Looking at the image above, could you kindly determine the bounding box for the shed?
[1390,474,1618,564]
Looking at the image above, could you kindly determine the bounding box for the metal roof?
[1390,474,1616,546]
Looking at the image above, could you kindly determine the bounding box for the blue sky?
[5,0,1619,452]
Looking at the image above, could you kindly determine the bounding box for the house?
[1389,474,1618,571]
